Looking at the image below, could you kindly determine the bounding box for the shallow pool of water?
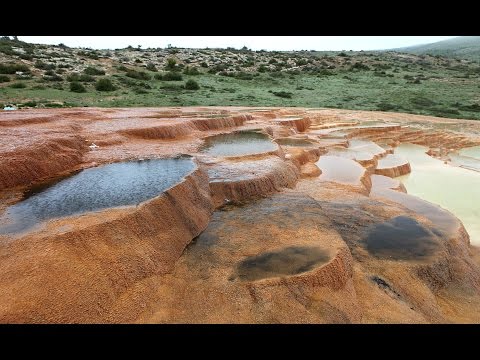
[200,131,277,157]
[0,158,196,234]
[316,156,364,185]
[448,153,480,172]
[377,154,408,169]
[365,216,440,260]
[395,143,480,245]
[459,146,480,160]
[348,139,386,157]
[237,246,330,281]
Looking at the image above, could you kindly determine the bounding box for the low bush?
[125,69,151,80]
[70,81,86,93]
[95,78,116,91]
[185,79,200,90]
[158,72,183,81]
[146,63,157,72]
[34,61,55,70]
[183,66,200,75]
[9,82,26,88]
[0,75,9,82]
[272,91,292,98]
[43,74,63,81]
[22,101,37,107]
[84,66,105,76]
[0,63,30,74]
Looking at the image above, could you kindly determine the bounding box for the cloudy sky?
[18,36,457,51]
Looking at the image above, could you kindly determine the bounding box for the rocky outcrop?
[274,117,312,132]
[121,123,195,139]
[120,115,251,140]
[0,167,214,323]
[0,136,87,191]
[208,157,299,207]
[375,154,411,178]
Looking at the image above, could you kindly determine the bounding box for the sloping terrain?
[396,36,480,60]
[0,106,480,323]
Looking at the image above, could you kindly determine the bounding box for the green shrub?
[67,73,95,82]
[200,62,208,68]
[183,66,200,75]
[19,54,33,61]
[0,75,9,82]
[50,83,64,90]
[235,72,254,80]
[410,96,436,108]
[70,81,87,93]
[134,87,149,94]
[146,62,157,72]
[350,62,370,71]
[165,58,177,71]
[258,64,267,73]
[43,74,63,81]
[185,79,200,90]
[84,66,105,75]
[9,82,26,88]
[22,101,37,107]
[44,102,64,108]
[159,72,183,81]
[95,78,116,91]
[272,91,292,98]
[78,51,99,60]
[125,69,151,80]
[0,63,30,74]
[34,61,56,70]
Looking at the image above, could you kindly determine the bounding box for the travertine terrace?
[1,106,480,323]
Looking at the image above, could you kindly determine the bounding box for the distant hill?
[395,37,480,61]
[1,36,480,120]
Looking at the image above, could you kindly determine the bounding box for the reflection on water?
[0,158,196,234]
[316,156,364,185]
[365,216,440,260]
[200,131,277,157]
[237,246,330,281]
[395,143,480,245]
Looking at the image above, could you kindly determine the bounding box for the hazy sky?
[18,36,457,51]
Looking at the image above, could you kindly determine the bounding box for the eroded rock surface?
[1,106,479,323]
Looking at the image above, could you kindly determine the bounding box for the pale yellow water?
[395,143,480,246]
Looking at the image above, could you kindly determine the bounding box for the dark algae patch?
[0,158,196,234]
[237,246,330,281]
[365,216,440,260]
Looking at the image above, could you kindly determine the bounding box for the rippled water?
[0,158,196,234]
[395,143,480,245]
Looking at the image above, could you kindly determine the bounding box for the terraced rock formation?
[0,106,479,323]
